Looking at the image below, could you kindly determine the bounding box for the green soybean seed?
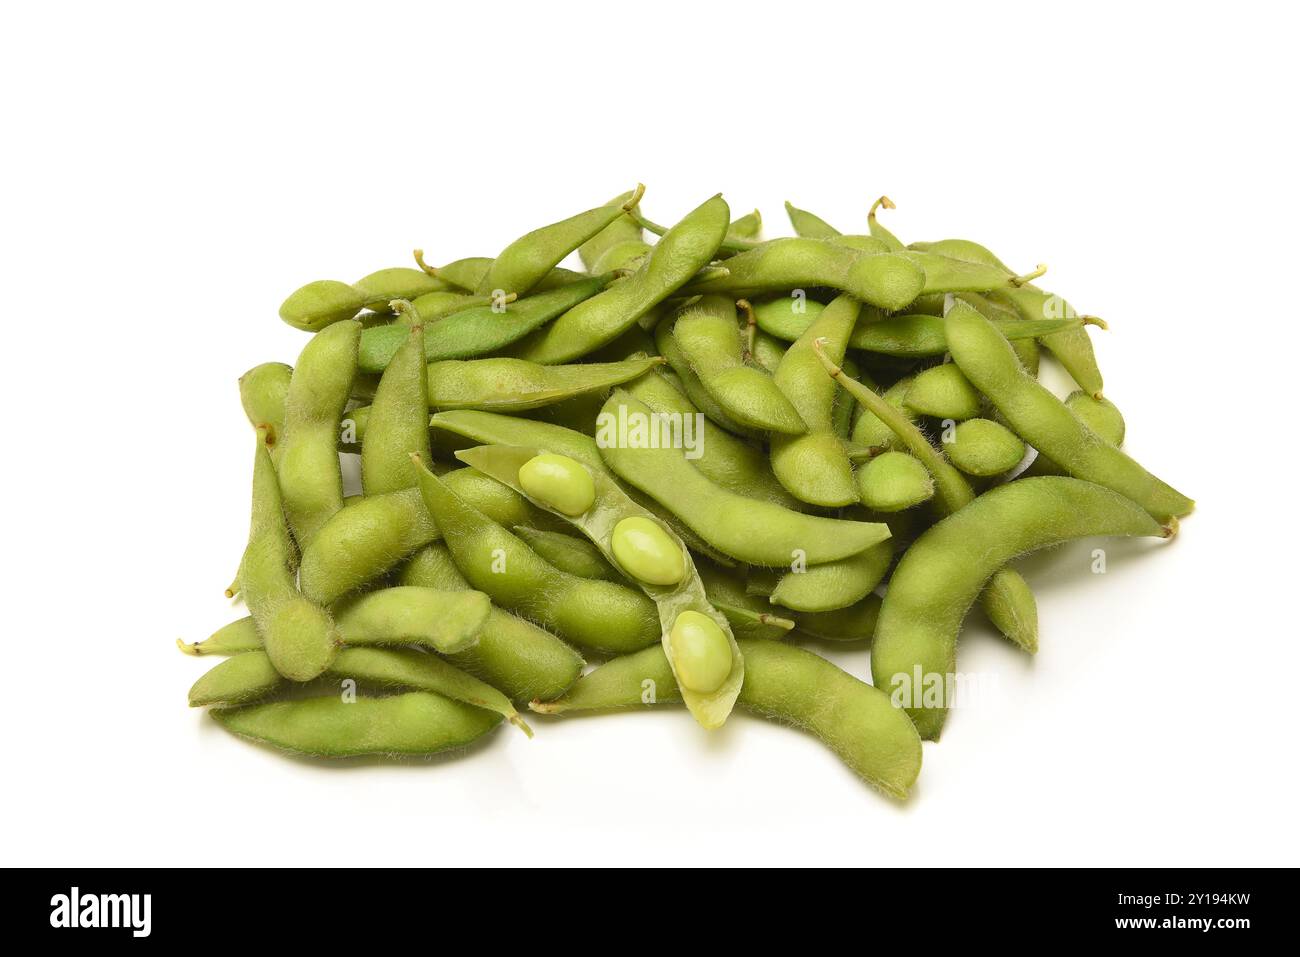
[857,451,935,511]
[518,452,597,515]
[611,515,686,586]
[212,691,501,757]
[944,418,1027,476]
[668,610,731,694]
[904,363,984,420]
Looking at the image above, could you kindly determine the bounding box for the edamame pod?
[784,200,840,238]
[849,313,1092,357]
[512,526,621,581]
[399,543,584,703]
[672,297,806,434]
[1024,391,1125,477]
[768,536,893,613]
[458,445,745,728]
[857,451,936,512]
[277,320,360,544]
[334,586,490,654]
[872,477,1171,739]
[903,363,984,421]
[770,293,861,507]
[212,691,501,757]
[511,194,732,364]
[426,356,663,411]
[354,267,454,311]
[361,324,430,495]
[475,193,635,299]
[596,392,891,566]
[239,431,341,681]
[579,189,649,273]
[358,275,614,371]
[681,238,925,312]
[943,418,1027,476]
[414,457,661,655]
[532,640,922,799]
[238,362,292,461]
[944,301,1193,520]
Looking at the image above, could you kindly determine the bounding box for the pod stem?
[413,249,438,277]
[176,637,201,656]
[1011,263,1048,286]
[737,298,757,357]
[509,713,535,738]
[621,182,646,212]
[868,195,896,223]
[528,698,567,715]
[1082,315,1108,330]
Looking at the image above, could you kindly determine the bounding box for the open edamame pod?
[770,293,861,507]
[872,476,1173,739]
[671,296,806,434]
[358,274,614,371]
[531,640,922,799]
[212,691,501,757]
[944,300,1193,521]
[512,193,732,364]
[238,429,341,682]
[475,190,638,299]
[425,355,664,411]
[511,526,622,581]
[597,391,891,566]
[414,456,661,655]
[459,444,745,729]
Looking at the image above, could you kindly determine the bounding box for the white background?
[4,1,1297,867]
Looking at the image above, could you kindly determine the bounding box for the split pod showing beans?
[182,187,1191,798]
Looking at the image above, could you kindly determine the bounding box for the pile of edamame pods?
[181,186,1192,798]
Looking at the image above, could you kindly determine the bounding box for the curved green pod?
[414,457,661,655]
[903,363,984,421]
[353,267,454,312]
[849,313,1090,357]
[654,318,764,440]
[681,238,925,312]
[532,640,922,799]
[770,293,861,507]
[943,418,1027,476]
[474,193,631,298]
[212,691,501,757]
[945,301,1193,520]
[358,275,613,371]
[768,537,892,613]
[512,526,621,581]
[596,391,890,566]
[784,200,841,238]
[511,194,731,364]
[333,586,490,655]
[872,477,1171,740]
[361,324,429,495]
[426,356,663,411]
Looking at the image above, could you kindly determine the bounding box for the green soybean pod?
[770,293,861,507]
[511,194,732,364]
[849,313,1090,358]
[768,536,893,613]
[596,391,890,566]
[425,355,663,412]
[354,267,454,313]
[188,650,283,707]
[239,430,341,681]
[857,450,936,511]
[579,188,650,273]
[361,324,430,495]
[944,418,1027,476]
[532,639,921,799]
[277,320,360,545]
[298,467,557,606]
[358,274,614,371]
[682,238,925,312]
[414,456,660,655]
[398,543,585,703]
[654,318,764,440]
[955,291,1041,376]
[279,280,373,332]
[1019,390,1126,477]
[622,368,802,508]
[944,301,1193,520]
[904,363,984,421]
[672,297,806,434]
[728,208,763,241]
[901,249,1046,297]
[238,362,292,458]
[750,294,827,342]
[177,616,264,657]
[476,191,636,298]
[512,526,622,581]
[784,200,841,238]
[212,691,501,757]
[872,476,1172,740]
[333,586,490,654]
[814,341,1040,652]
[987,283,1104,397]
[423,254,588,295]
[460,444,745,728]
